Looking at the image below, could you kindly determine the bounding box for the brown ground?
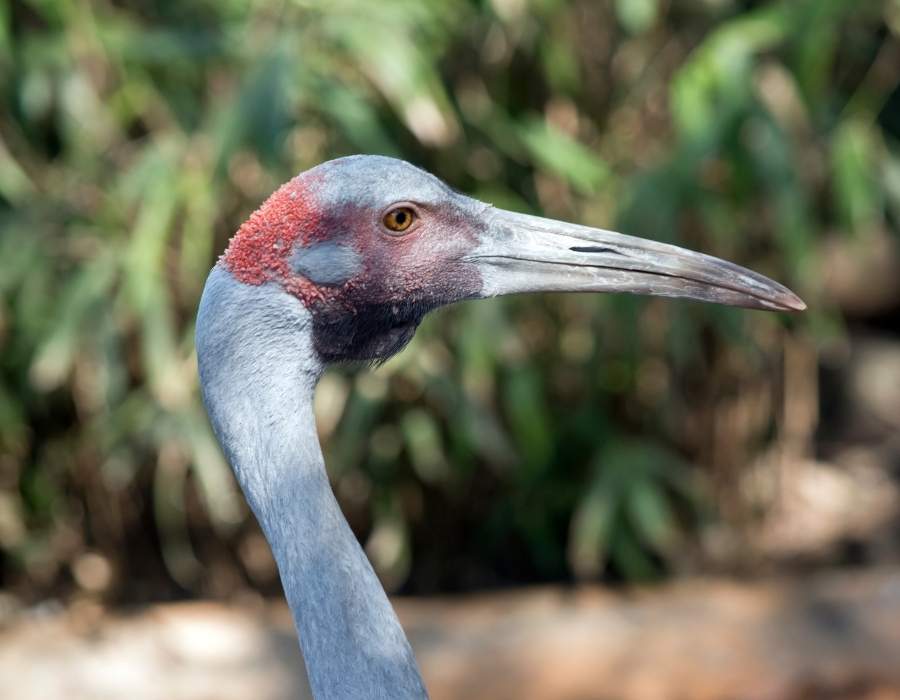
[2,567,899,700]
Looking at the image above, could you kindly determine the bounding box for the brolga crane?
[196,155,805,700]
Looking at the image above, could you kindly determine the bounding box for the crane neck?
[196,265,427,700]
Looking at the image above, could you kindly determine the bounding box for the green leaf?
[615,0,658,35]
[627,478,677,552]
[832,118,881,234]
[568,486,616,578]
[401,408,449,483]
[518,116,610,194]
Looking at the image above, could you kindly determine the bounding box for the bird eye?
[382,206,416,234]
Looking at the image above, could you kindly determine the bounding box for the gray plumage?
[197,267,427,699]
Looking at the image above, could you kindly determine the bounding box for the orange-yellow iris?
[383,207,416,233]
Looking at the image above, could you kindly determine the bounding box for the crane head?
[222,155,804,363]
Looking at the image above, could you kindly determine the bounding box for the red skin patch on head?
[223,172,482,336]
[222,177,333,306]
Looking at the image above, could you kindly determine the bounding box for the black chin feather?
[310,300,428,364]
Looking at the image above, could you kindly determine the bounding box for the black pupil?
[394,211,407,226]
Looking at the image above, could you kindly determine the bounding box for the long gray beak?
[466,208,806,312]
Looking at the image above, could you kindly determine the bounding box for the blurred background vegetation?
[1,0,898,609]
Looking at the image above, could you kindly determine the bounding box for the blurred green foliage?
[0,0,898,601]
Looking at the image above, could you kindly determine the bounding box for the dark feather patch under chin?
[310,300,426,363]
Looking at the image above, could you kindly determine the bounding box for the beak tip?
[782,291,807,312]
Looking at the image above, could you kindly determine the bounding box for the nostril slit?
[570,246,624,255]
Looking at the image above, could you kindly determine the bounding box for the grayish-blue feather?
[290,241,363,287]
[306,155,453,210]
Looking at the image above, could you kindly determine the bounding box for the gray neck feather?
[196,265,427,700]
